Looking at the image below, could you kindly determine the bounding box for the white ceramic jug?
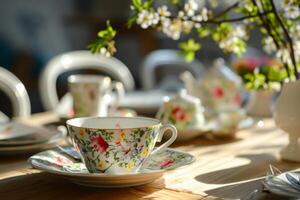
[274,80,300,162]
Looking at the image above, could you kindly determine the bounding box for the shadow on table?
[193,153,300,199]
[194,153,299,185]
[0,172,166,200]
[171,135,242,148]
[194,153,277,184]
[204,178,289,200]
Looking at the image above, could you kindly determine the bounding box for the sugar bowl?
[156,90,206,141]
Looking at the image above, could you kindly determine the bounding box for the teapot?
[180,58,243,112]
[156,90,206,141]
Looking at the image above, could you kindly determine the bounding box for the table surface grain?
[0,112,299,200]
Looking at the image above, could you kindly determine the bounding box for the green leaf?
[132,0,142,8]
[169,0,180,3]
[197,27,210,38]
[143,0,154,9]
[179,39,201,51]
[127,15,137,28]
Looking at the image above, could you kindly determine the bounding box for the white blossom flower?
[284,3,300,19]
[293,41,300,62]
[194,22,201,28]
[100,47,108,55]
[192,15,203,22]
[218,25,246,54]
[235,26,246,38]
[290,24,300,40]
[137,10,159,29]
[178,11,185,18]
[191,8,208,22]
[200,8,208,21]
[162,18,183,40]
[161,17,171,27]
[184,0,199,17]
[276,48,291,65]
[152,13,160,25]
[100,47,111,57]
[182,20,194,33]
[105,51,111,57]
[157,5,171,18]
[263,36,276,54]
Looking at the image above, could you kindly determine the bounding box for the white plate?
[28,147,195,188]
[0,126,62,146]
[0,130,66,155]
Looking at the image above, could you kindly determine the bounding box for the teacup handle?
[109,82,125,113]
[150,124,177,155]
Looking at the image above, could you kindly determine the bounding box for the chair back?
[140,49,205,90]
[39,50,135,110]
[0,67,31,118]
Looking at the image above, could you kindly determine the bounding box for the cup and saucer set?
[29,116,195,188]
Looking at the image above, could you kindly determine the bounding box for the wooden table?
[0,112,299,200]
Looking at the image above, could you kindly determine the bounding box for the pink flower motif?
[75,143,80,152]
[55,156,72,166]
[234,93,242,105]
[123,147,131,155]
[91,136,109,153]
[160,159,174,168]
[213,87,224,98]
[68,108,75,117]
[171,106,186,121]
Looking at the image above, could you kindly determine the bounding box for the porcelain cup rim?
[66,116,162,130]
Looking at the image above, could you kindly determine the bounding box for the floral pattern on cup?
[68,125,159,173]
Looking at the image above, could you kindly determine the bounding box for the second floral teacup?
[66,117,177,174]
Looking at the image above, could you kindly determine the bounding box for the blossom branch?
[213,2,240,19]
[258,0,292,78]
[251,0,291,79]
[269,0,299,80]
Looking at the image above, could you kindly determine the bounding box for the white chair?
[140,49,205,90]
[39,50,135,111]
[0,67,31,118]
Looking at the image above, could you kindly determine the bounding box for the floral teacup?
[68,75,125,117]
[66,117,177,174]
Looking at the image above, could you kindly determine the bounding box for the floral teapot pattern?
[180,59,244,112]
[156,90,205,131]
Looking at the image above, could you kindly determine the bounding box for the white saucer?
[28,147,195,188]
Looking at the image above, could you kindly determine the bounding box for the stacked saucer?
[0,122,66,155]
[28,147,195,188]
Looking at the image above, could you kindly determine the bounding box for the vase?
[245,90,275,117]
[274,80,300,162]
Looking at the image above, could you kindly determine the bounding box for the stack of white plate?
[0,122,66,155]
